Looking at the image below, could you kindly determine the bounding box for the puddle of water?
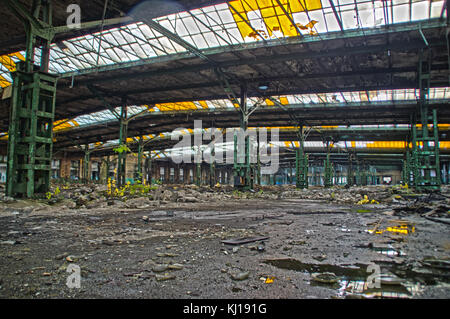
[264,259,369,277]
[263,258,429,299]
[371,245,405,257]
[336,279,423,299]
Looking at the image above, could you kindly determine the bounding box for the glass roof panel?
[0,0,445,88]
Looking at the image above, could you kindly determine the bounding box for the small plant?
[113,144,131,154]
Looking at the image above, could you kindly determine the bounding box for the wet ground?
[0,193,449,299]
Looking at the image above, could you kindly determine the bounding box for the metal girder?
[3,0,53,40]
[274,0,303,36]
[66,37,440,85]
[329,0,344,32]
[131,13,212,62]
[53,16,134,35]
[5,0,57,198]
[136,136,144,182]
[86,84,121,119]
[60,19,446,79]
[62,65,420,104]
[412,50,441,191]
[82,144,91,182]
[296,127,308,189]
[324,140,334,188]
[233,84,254,190]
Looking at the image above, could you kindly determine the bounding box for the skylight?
[0,0,446,88]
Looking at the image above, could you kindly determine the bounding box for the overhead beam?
[59,19,446,80]
[64,39,440,87]
[130,13,213,62]
[329,0,344,32]
[60,66,423,105]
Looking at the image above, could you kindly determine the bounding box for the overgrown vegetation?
[107,178,157,198]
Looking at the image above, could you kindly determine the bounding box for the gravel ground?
[0,188,449,299]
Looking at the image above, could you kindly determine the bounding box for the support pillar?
[295,127,308,189]
[233,84,254,190]
[145,153,152,184]
[324,140,333,188]
[210,141,216,187]
[117,104,128,187]
[256,138,261,185]
[195,149,201,186]
[413,50,441,191]
[136,136,144,183]
[347,152,355,187]
[82,144,90,183]
[6,1,57,198]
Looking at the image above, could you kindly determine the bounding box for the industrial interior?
[0,0,449,299]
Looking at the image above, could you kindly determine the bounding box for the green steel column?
[296,127,308,189]
[117,105,128,187]
[210,141,216,187]
[414,50,440,191]
[347,152,354,187]
[361,161,367,186]
[6,2,56,198]
[289,162,293,184]
[105,156,111,183]
[256,138,261,185]
[324,141,333,188]
[137,136,144,183]
[195,149,201,186]
[83,144,90,183]
[432,109,441,186]
[402,149,411,186]
[233,84,253,190]
[147,152,153,184]
[411,117,419,188]
[6,66,57,198]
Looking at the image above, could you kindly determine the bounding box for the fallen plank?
[287,211,347,215]
[221,236,269,245]
[423,216,450,225]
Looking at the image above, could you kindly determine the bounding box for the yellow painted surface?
[229,0,322,40]
[0,75,10,88]
[0,55,16,72]
[0,52,26,88]
[155,101,198,111]
[366,141,406,149]
[279,97,289,105]
[198,101,209,109]
[53,119,79,132]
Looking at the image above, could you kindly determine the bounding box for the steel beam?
[6,0,57,198]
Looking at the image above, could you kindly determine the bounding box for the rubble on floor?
[0,182,449,298]
[1,183,448,223]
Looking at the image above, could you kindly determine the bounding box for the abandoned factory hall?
[0,0,449,303]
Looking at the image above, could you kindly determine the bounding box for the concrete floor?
[0,186,449,299]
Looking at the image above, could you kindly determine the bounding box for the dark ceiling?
[0,1,449,156]
[0,0,231,55]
